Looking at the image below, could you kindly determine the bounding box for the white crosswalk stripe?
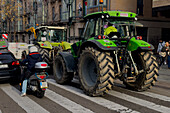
[47,79,140,113]
[137,91,170,102]
[109,90,170,113]
[0,84,49,113]
[45,89,94,113]
[1,79,170,113]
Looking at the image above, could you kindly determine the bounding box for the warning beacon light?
[99,0,103,4]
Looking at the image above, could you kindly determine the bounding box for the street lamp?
[64,0,75,42]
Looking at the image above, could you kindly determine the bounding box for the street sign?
[2,34,8,40]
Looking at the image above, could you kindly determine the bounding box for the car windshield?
[104,18,141,37]
[48,29,66,42]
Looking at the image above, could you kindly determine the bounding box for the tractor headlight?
[43,31,47,36]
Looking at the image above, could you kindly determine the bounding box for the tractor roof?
[84,11,136,19]
[36,26,66,30]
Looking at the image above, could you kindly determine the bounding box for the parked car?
[0,38,21,83]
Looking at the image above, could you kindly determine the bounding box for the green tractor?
[23,26,72,66]
[53,11,159,96]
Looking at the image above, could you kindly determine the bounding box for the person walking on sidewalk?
[157,40,166,67]
[165,42,169,64]
[167,41,170,69]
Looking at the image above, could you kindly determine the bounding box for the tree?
[0,0,22,42]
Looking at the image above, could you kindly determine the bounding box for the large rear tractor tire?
[78,47,115,96]
[35,45,42,54]
[40,49,51,65]
[53,55,74,84]
[123,51,159,91]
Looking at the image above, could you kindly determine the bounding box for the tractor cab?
[82,11,143,42]
[35,26,67,43]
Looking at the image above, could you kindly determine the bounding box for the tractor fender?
[80,40,118,52]
[62,42,72,50]
[127,37,154,51]
[58,52,76,72]
[37,41,52,49]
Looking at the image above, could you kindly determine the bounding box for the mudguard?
[38,41,72,50]
[61,42,72,50]
[58,52,76,72]
[127,37,154,51]
[80,39,118,51]
[38,41,52,49]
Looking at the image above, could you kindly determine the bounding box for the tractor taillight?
[98,35,102,39]
[137,36,142,40]
[103,35,106,39]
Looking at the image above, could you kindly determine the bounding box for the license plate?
[40,82,48,88]
[0,64,8,68]
[41,37,46,41]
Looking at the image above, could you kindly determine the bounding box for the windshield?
[36,29,67,42]
[104,18,139,37]
[48,29,66,42]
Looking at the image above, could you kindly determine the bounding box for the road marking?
[45,89,94,113]
[47,79,139,113]
[0,84,49,113]
[109,90,170,113]
[0,109,2,113]
[137,91,170,102]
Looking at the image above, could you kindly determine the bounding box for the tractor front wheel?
[78,47,115,96]
[53,55,74,84]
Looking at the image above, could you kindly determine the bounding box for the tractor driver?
[104,22,119,38]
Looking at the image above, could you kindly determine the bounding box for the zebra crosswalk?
[45,89,94,113]
[0,78,170,113]
[1,84,49,113]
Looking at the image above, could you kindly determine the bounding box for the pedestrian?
[164,42,170,64]
[157,39,166,67]
[167,41,170,69]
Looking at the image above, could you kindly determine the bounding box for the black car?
[0,50,21,82]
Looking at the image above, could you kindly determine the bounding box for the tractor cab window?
[48,29,66,42]
[84,19,96,40]
[104,18,137,38]
[95,18,102,36]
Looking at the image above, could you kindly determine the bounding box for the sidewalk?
[158,64,170,83]
[159,64,170,75]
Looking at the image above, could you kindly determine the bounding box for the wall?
[110,0,137,13]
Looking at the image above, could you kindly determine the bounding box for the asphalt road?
[0,67,170,113]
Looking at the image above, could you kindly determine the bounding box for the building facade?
[1,0,170,50]
[45,0,170,49]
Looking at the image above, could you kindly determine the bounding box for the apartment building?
[152,0,170,42]
[2,0,170,49]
